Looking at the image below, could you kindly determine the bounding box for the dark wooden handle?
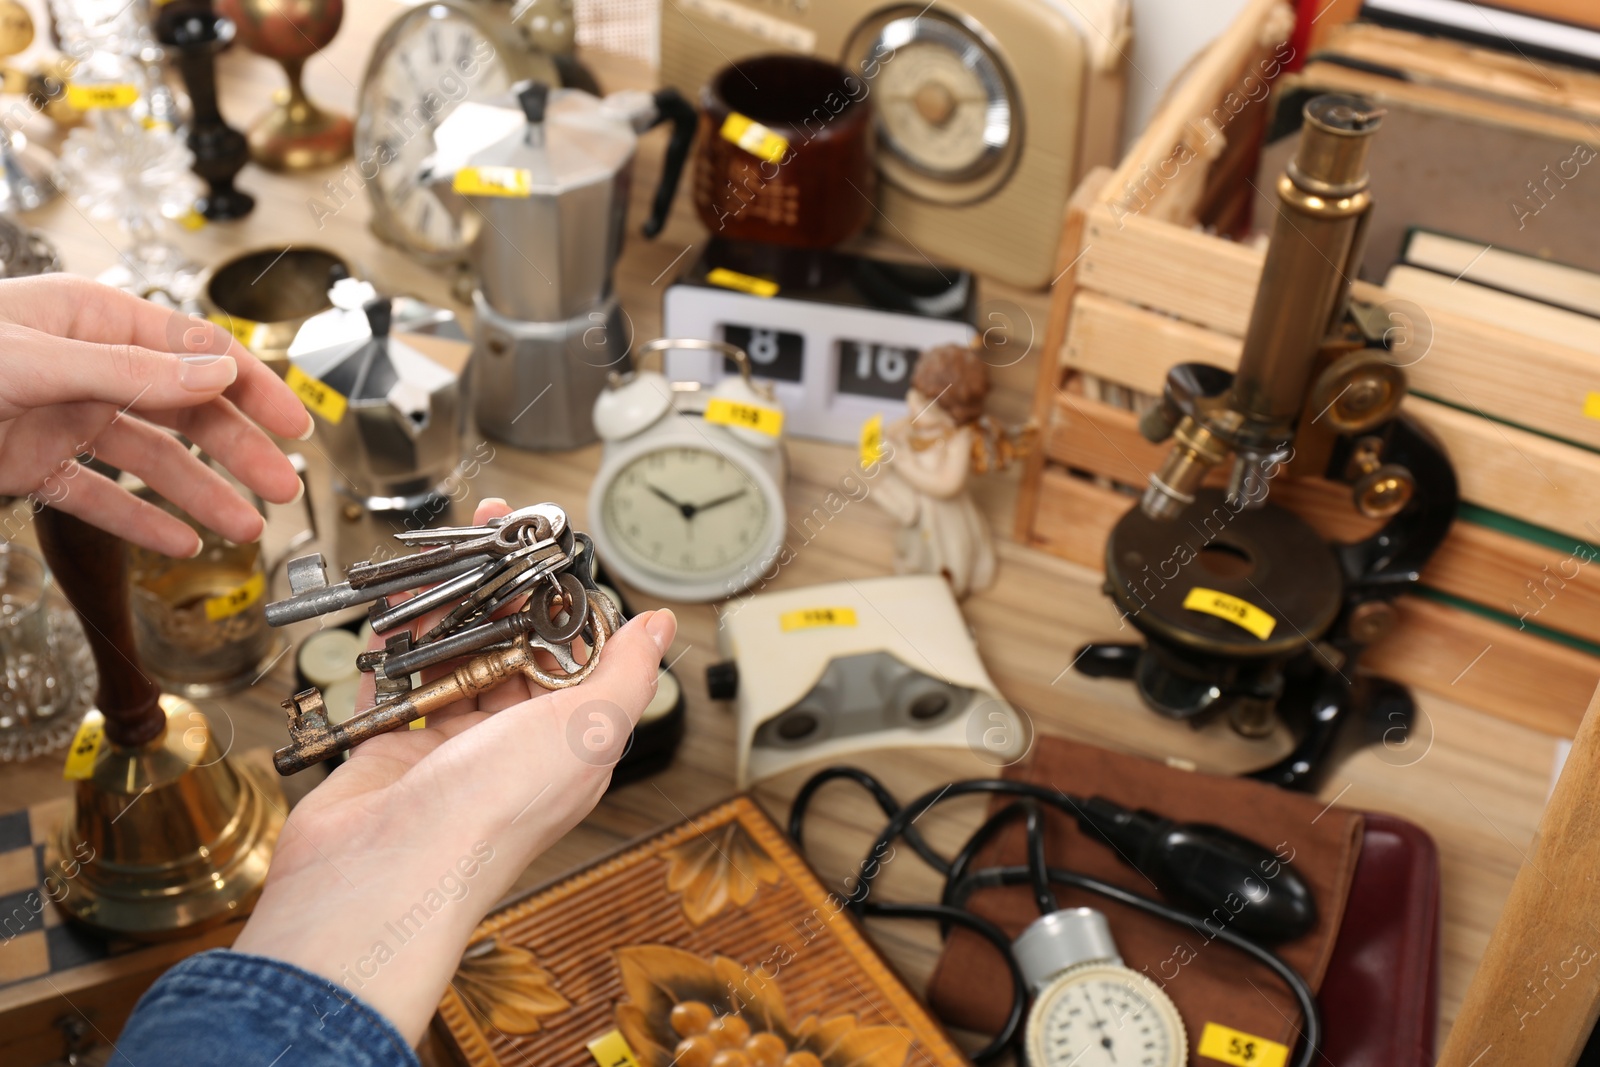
[35,507,166,747]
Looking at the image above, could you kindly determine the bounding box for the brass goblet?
[215,0,352,171]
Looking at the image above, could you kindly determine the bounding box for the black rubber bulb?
[1074,796,1318,943]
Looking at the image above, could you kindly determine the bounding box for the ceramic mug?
[693,54,875,249]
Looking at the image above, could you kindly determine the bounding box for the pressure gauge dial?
[845,8,1021,205]
[1015,909,1186,1067]
[1026,963,1186,1067]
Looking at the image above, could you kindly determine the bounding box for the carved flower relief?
[614,945,912,1067]
[453,937,572,1035]
[662,821,783,926]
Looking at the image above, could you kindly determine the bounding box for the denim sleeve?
[108,949,420,1067]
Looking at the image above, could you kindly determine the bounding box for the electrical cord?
[788,768,1323,1067]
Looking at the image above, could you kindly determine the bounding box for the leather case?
[1319,812,1440,1067]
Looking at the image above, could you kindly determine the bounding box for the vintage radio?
[658,0,1131,289]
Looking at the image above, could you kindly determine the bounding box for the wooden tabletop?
[0,1,1567,1054]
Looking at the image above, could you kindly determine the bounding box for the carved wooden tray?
[432,796,969,1067]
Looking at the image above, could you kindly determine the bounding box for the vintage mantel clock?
[589,339,787,603]
[355,0,589,264]
[658,0,1131,288]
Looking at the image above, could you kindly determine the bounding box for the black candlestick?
[157,8,255,220]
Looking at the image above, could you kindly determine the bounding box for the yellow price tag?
[720,112,791,164]
[410,717,427,730]
[208,313,259,348]
[66,83,139,109]
[1197,1022,1289,1067]
[706,267,779,298]
[63,711,105,781]
[1182,587,1277,640]
[587,1029,644,1067]
[780,607,858,632]
[204,572,265,621]
[454,166,533,198]
[860,414,885,469]
[1584,392,1600,421]
[286,364,348,425]
[705,396,783,437]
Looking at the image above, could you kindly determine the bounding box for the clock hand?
[692,488,749,513]
[648,484,698,521]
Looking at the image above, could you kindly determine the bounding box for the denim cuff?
[110,948,420,1067]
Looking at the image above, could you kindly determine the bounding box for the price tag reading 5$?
[705,396,783,437]
[1182,587,1277,640]
[1197,1022,1289,1067]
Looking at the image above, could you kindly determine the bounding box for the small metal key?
[274,586,620,774]
[346,516,548,589]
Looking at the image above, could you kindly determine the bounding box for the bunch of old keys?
[264,503,621,774]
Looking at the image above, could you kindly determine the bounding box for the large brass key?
[274,589,618,774]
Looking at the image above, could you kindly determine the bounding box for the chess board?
[0,749,301,1066]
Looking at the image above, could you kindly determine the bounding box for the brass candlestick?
[35,503,284,940]
[216,0,352,171]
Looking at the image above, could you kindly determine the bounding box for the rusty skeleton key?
[274,588,620,774]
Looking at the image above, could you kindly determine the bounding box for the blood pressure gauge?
[845,7,1021,206]
[1015,908,1186,1067]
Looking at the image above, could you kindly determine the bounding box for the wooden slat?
[1365,599,1600,741]
[1078,208,1263,335]
[1073,206,1600,452]
[1031,464,1600,737]
[1042,395,1600,645]
[1017,168,1114,538]
[1055,290,1600,543]
[1099,0,1295,222]
[1437,683,1600,1067]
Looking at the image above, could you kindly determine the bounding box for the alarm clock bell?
[707,574,1027,786]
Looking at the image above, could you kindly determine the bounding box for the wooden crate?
[1014,0,1600,740]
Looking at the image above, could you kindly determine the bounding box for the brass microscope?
[1077,94,1457,791]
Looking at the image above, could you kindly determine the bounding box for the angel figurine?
[872,343,1034,598]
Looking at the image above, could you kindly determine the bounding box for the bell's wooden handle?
[1436,680,1600,1065]
[35,506,166,747]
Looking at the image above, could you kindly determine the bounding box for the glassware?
[127,456,314,698]
[0,544,96,762]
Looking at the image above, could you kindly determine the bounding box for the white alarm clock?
[588,339,787,603]
[1015,908,1186,1067]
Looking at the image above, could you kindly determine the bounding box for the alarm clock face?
[1024,965,1186,1067]
[846,8,1021,205]
[601,445,773,580]
[356,3,512,262]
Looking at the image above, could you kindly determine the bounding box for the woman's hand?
[233,499,678,1044]
[0,274,312,556]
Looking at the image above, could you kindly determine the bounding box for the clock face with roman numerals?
[1024,965,1186,1067]
[356,3,513,262]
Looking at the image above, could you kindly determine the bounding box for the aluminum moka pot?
[424,80,695,322]
[288,274,467,569]
[421,79,695,451]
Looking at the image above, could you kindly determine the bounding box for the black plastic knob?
[706,661,739,701]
